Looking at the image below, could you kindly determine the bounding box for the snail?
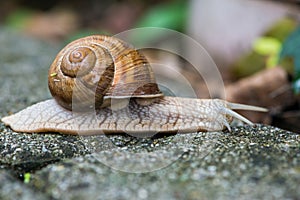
[1,35,267,135]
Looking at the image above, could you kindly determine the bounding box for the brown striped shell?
[48,35,163,111]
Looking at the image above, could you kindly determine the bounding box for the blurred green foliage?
[120,0,188,46]
[232,18,297,78]
[135,0,187,31]
[264,18,297,42]
[4,8,33,29]
[280,26,300,94]
[61,0,187,46]
[253,37,281,68]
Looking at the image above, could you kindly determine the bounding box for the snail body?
[1,97,265,135]
[1,35,267,135]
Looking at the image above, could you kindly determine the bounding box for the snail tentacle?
[221,107,253,126]
[226,102,268,112]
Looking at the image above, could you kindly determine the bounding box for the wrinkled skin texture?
[1,97,267,135]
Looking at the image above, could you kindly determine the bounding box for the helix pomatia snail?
[1,35,267,135]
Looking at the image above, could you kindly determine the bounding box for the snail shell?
[48,35,162,110]
[1,35,268,135]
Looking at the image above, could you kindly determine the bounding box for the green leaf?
[136,0,188,31]
[253,37,281,68]
[24,173,31,184]
[253,37,281,56]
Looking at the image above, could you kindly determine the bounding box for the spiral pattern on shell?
[48,35,162,111]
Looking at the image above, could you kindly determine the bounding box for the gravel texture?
[0,28,299,200]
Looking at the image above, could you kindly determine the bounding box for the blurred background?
[1,0,300,132]
[0,0,188,42]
